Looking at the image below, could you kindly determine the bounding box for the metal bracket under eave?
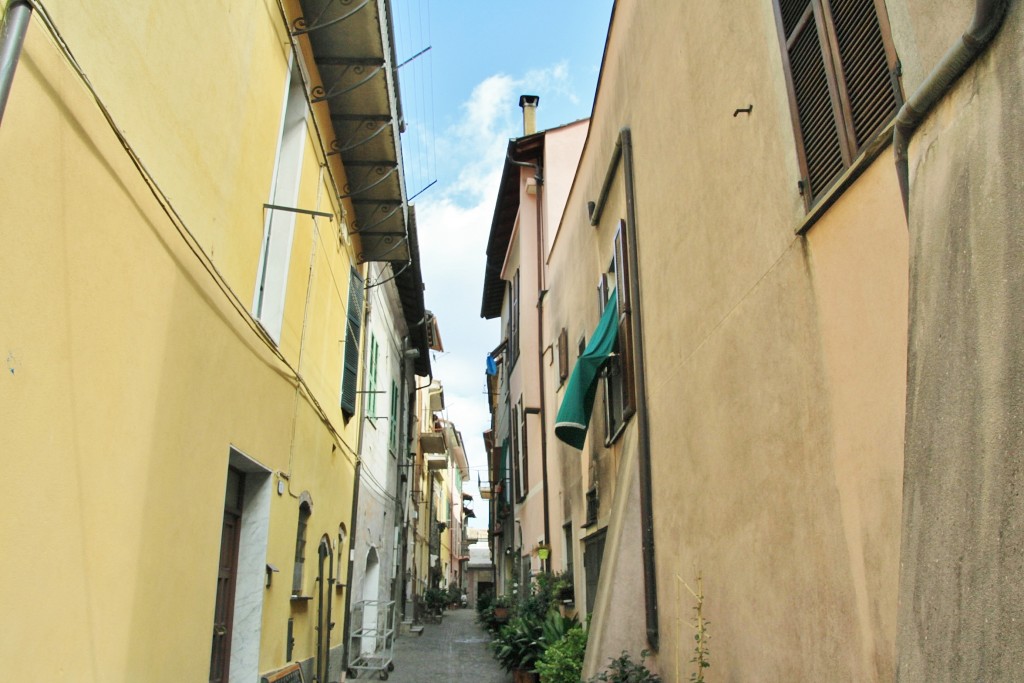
[290,0,370,36]
[348,200,404,233]
[310,62,384,104]
[325,119,391,156]
[338,164,399,199]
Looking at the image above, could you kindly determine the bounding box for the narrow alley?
[376,610,509,683]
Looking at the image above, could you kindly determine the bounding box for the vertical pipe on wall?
[893,0,1009,216]
[0,0,32,126]
[620,128,660,651]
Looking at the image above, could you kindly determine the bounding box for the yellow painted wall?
[0,1,363,679]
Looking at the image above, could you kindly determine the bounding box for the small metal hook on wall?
[733,104,753,117]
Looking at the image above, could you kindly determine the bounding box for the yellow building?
[0,0,427,681]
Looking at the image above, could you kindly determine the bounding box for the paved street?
[368,609,511,683]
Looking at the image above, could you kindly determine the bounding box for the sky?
[391,1,614,527]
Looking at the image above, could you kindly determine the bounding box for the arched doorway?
[360,547,380,655]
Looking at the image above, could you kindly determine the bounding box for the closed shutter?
[773,0,900,204]
[557,327,569,383]
[341,267,365,416]
[613,222,636,421]
[827,0,900,148]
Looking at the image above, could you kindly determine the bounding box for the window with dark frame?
[292,502,311,595]
[388,380,399,453]
[772,0,901,206]
[510,270,521,366]
[519,395,528,500]
[511,402,521,501]
[601,222,637,444]
[557,327,569,385]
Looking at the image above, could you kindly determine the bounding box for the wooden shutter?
[825,0,901,148]
[511,404,521,500]
[341,267,365,416]
[511,270,520,365]
[614,222,636,421]
[519,396,528,496]
[773,0,900,204]
[558,327,568,383]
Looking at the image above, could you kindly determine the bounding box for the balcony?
[419,427,446,454]
[425,453,447,471]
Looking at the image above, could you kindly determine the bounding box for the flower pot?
[493,605,510,620]
[513,669,538,683]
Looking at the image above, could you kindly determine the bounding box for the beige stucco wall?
[897,3,1024,680]
[0,3,361,679]
[544,1,909,680]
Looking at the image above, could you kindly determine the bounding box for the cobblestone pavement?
[362,608,511,683]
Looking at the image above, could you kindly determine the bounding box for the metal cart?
[345,599,397,680]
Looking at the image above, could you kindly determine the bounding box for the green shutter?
[341,267,365,416]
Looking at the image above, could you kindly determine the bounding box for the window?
[772,0,901,205]
[292,501,311,595]
[517,396,528,502]
[254,57,308,342]
[583,529,607,615]
[389,380,399,453]
[557,327,569,385]
[510,270,520,366]
[510,402,522,501]
[367,334,379,418]
[602,222,636,443]
[340,267,365,417]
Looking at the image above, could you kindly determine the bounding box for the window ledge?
[795,118,896,236]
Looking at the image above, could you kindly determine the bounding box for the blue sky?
[392,1,613,525]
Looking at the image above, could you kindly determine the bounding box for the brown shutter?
[776,0,846,201]
[558,327,568,383]
[774,0,901,204]
[614,222,636,421]
[519,396,528,495]
[511,270,520,365]
[825,0,901,149]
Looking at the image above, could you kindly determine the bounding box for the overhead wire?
[28,0,364,467]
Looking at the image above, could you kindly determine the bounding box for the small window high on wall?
[772,0,900,206]
[254,56,308,342]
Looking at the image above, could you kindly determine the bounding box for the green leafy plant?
[536,621,587,683]
[423,586,448,614]
[587,650,662,683]
[490,613,545,673]
[686,574,710,683]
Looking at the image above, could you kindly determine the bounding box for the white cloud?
[409,61,582,529]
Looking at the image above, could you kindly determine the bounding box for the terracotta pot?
[493,605,510,619]
[513,669,539,683]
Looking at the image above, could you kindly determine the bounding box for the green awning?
[555,289,618,450]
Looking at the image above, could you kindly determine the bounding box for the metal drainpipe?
[620,128,660,651]
[315,542,328,682]
[893,0,1009,216]
[0,0,31,126]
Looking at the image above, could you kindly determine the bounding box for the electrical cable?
[28,0,363,467]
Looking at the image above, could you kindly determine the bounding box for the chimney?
[519,94,539,135]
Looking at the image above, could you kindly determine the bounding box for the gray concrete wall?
[897,4,1024,681]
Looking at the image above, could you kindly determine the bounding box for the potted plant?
[491,613,544,683]
[587,650,662,682]
[423,586,448,621]
[492,594,512,621]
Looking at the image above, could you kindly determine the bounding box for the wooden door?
[210,468,244,683]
